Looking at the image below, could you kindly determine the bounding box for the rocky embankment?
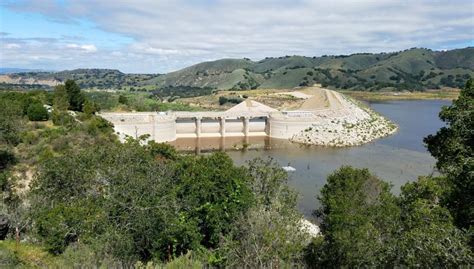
[290,95,397,147]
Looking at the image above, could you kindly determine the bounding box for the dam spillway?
[99,99,325,142]
[99,111,271,142]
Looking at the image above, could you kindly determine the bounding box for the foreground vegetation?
[0,80,472,267]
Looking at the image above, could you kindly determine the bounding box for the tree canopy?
[424,79,473,235]
[65,80,85,111]
[307,166,472,268]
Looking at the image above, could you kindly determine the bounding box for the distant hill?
[1,47,472,92]
[152,47,474,91]
[0,69,160,90]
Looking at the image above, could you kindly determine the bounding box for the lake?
[171,100,451,217]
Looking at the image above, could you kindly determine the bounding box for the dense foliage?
[424,79,473,233]
[307,167,472,267]
[26,102,48,121]
[26,137,307,266]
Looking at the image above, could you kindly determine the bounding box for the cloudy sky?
[1,0,473,73]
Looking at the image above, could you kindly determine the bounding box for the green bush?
[51,111,76,127]
[118,95,128,105]
[147,141,178,160]
[27,103,49,121]
[85,116,114,135]
[0,148,16,170]
[218,96,228,105]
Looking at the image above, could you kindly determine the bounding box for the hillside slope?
[1,47,472,91]
[153,47,473,91]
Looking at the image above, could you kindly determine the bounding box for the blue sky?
[1,0,473,73]
[1,8,133,49]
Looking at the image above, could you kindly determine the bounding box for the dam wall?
[99,111,318,142]
[100,112,177,142]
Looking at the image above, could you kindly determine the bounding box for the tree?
[30,141,255,262]
[312,166,399,268]
[65,80,85,111]
[146,141,178,161]
[82,100,99,116]
[0,99,24,146]
[51,111,76,127]
[308,166,473,268]
[53,85,69,111]
[222,158,307,268]
[30,147,105,253]
[424,79,473,232]
[173,152,253,249]
[26,102,48,121]
[396,177,473,267]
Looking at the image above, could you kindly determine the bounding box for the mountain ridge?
[1,47,472,91]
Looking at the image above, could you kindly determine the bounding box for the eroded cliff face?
[0,75,61,86]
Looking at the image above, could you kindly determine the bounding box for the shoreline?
[339,89,459,102]
[290,96,398,147]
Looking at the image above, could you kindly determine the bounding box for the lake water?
[171,100,451,217]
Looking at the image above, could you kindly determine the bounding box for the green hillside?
[152,47,473,91]
[2,47,473,92]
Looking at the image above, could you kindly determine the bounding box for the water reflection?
[170,136,273,153]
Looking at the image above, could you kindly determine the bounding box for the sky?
[1,0,473,73]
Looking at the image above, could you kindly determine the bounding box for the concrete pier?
[195,117,202,138]
[243,117,249,137]
[219,117,226,137]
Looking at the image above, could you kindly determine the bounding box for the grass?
[0,240,205,268]
[0,240,59,268]
[339,88,460,101]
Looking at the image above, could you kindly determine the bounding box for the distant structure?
[100,89,356,142]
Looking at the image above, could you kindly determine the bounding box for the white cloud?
[4,43,21,49]
[65,43,98,52]
[2,0,473,72]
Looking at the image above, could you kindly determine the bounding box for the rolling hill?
[1,47,472,92]
[152,47,473,91]
[0,69,159,90]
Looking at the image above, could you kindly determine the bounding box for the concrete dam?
[100,88,395,148]
[100,100,322,142]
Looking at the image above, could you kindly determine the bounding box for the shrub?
[51,111,76,127]
[219,96,228,105]
[118,95,128,105]
[27,103,48,121]
[0,148,16,170]
[85,116,114,135]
